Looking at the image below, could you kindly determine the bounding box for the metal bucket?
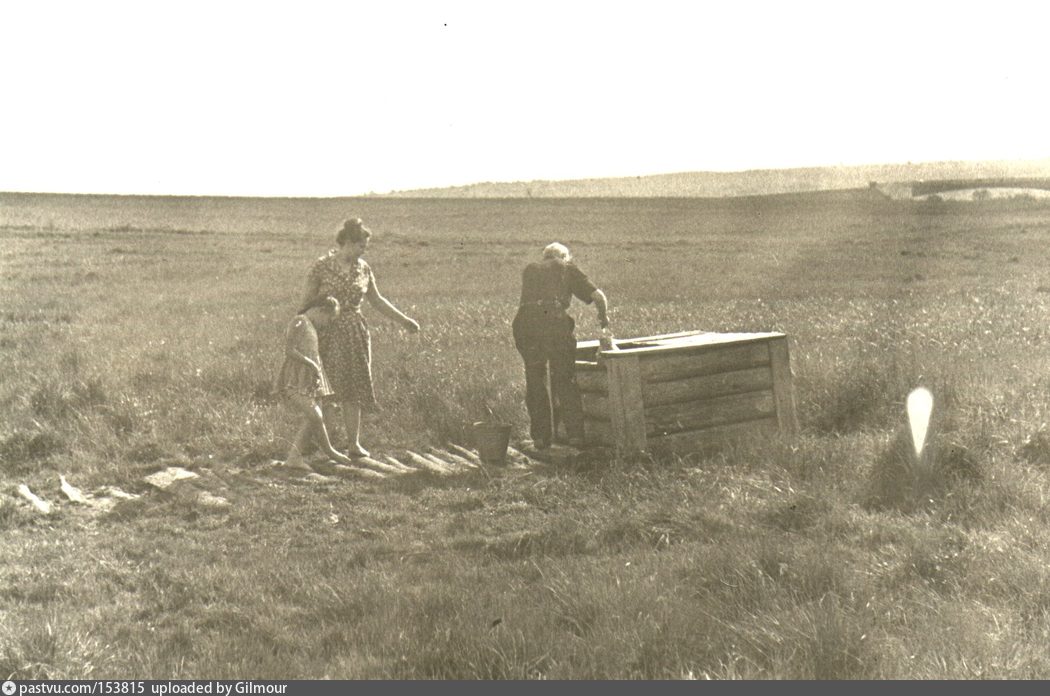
[472,421,512,465]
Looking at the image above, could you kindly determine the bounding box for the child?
[274,295,357,469]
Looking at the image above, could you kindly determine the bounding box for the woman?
[301,217,420,458]
[512,242,609,450]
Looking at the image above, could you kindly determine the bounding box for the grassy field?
[4,191,1050,678]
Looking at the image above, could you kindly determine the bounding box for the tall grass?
[3,195,1050,677]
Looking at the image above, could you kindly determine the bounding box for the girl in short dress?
[274,296,357,469]
[301,218,420,458]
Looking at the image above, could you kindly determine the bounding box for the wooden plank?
[449,443,484,465]
[645,391,776,436]
[584,418,613,445]
[355,456,407,475]
[428,447,478,469]
[587,387,776,446]
[647,417,780,455]
[605,354,647,452]
[576,330,705,352]
[423,451,466,471]
[382,454,418,473]
[581,392,610,421]
[640,342,771,383]
[578,331,714,365]
[576,369,607,394]
[574,358,606,372]
[576,346,601,363]
[641,366,773,406]
[331,464,386,480]
[404,451,454,475]
[768,336,800,437]
[604,331,785,357]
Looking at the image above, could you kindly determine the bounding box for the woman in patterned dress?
[300,218,420,458]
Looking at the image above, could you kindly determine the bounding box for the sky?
[2,0,1048,197]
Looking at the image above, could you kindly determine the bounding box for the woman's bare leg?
[342,403,368,457]
[321,401,342,446]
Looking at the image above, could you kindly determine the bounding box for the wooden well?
[575,331,798,453]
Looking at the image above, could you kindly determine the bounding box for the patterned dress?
[307,251,377,410]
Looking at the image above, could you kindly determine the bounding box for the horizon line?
[3,156,1049,199]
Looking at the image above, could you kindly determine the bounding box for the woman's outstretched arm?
[366,275,420,332]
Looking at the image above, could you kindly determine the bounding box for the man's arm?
[591,289,609,328]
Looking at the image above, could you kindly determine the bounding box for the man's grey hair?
[542,242,571,262]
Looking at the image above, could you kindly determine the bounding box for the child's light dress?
[274,314,335,399]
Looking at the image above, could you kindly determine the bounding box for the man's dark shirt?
[518,258,597,311]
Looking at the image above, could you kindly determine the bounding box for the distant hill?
[376,159,1050,198]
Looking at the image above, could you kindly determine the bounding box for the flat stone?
[144,467,199,489]
[196,490,232,507]
[103,486,141,500]
[17,484,52,515]
[59,475,89,504]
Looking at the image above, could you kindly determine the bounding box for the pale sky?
[2,0,1048,196]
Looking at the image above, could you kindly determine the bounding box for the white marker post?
[906,387,934,461]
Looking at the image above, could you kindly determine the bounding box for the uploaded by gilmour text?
[4,683,288,696]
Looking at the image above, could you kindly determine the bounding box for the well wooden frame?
[575,331,798,453]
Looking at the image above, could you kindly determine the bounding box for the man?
[512,242,609,450]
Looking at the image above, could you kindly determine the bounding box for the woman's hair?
[299,295,341,316]
[336,217,372,246]
[542,242,571,262]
